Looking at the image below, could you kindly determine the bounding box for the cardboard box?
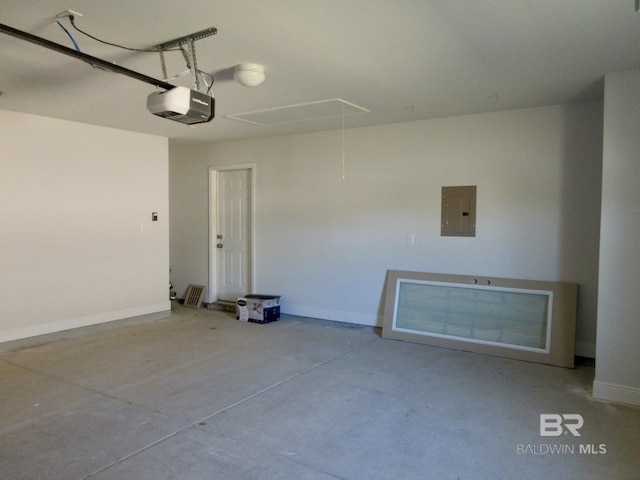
[237,295,281,324]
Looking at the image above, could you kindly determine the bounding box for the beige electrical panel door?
[441,185,476,237]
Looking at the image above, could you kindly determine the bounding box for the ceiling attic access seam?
[225,98,370,126]
[0,23,175,91]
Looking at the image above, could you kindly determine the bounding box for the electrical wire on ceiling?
[57,15,214,94]
[55,20,106,71]
[68,15,178,53]
[55,21,80,51]
[0,21,175,92]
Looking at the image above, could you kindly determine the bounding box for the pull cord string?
[342,106,346,180]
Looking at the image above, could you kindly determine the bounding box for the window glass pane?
[395,282,549,349]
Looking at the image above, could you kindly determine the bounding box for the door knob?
[217,243,223,248]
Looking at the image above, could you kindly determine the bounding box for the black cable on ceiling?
[65,15,215,93]
[68,15,182,53]
[0,22,175,91]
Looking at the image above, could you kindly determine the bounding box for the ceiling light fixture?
[234,63,265,87]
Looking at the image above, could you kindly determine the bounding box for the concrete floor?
[1,305,639,480]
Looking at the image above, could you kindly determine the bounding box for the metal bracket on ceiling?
[154,27,217,92]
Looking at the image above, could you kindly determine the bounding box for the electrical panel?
[441,186,476,237]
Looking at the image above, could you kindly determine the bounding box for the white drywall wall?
[594,69,640,406]
[170,102,603,356]
[0,110,170,343]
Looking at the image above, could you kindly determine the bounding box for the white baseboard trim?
[575,342,596,358]
[0,302,171,350]
[283,304,382,328]
[592,380,640,407]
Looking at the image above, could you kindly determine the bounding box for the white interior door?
[215,168,252,302]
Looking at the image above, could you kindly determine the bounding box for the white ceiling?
[1,0,640,146]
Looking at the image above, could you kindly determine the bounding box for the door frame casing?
[208,164,256,303]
